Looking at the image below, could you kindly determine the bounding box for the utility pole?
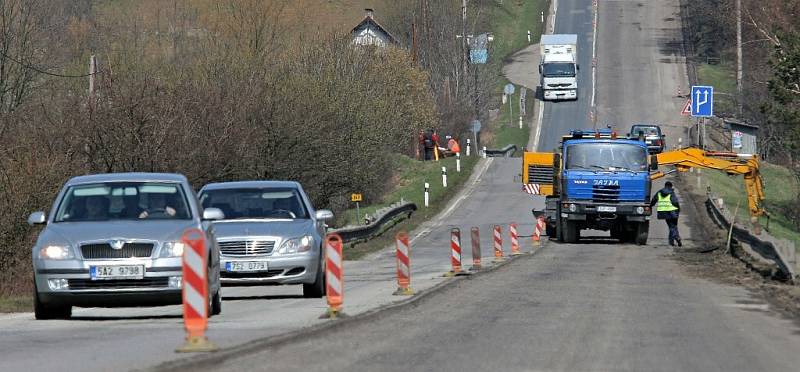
[461,0,469,78]
[89,55,97,112]
[412,22,418,66]
[736,0,743,116]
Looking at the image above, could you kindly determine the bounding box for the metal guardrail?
[705,193,797,282]
[484,144,518,158]
[331,201,417,244]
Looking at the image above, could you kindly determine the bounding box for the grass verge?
[341,155,480,260]
[0,295,31,313]
[696,61,800,252]
[485,0,547,152]
[702,162,800,252]
[696,62,737,116]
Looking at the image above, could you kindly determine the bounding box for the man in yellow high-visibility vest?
[650,181,682,246]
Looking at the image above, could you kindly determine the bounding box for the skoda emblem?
[109,240,125,250]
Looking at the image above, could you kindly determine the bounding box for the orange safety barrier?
[470,227,482,271]
[509,223,521,255]
[393,232,414,295]
[322,234,345,318]
[493,225,504,262]
[176,229,217,353]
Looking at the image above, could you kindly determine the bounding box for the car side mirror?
[315,209,334,221]
[202,208,225,221]
[576,64,580,70]
[538,65,543,73]
[650,155,659,171]
[28,211,46,225]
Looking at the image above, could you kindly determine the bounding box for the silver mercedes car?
[29,173,224,320]
[198,181,333,298]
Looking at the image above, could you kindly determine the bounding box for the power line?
[0,51,101,78]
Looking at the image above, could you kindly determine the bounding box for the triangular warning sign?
[681,99,692,116]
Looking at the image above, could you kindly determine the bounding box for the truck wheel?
[563,220,579,243]
[635,222,649,245]
[610,226,624,242]
[546,222,556,239]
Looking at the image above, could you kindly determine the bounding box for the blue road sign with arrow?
[691,85,713,117]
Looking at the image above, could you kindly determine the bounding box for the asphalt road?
[164,0,800,370]
[3,1,799,371]
[187,243,800,372]
[0,157,543,372]
[538,0,596,152]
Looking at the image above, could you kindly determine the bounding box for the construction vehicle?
[539,34,579,101]
[522,130,765,244]
[651,147,765,218]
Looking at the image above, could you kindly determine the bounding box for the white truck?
[539,34,579,101]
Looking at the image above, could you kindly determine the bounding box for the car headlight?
[636,206,645,214]
[159,241,186,258]
[569,204,577,212]
[38,245,74,260]
[278,236,313,254]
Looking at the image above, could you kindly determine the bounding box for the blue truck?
[522,130,655,244]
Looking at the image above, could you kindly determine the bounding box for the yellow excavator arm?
[652,148,765,217]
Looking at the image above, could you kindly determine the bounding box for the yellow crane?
[651,148,765,218]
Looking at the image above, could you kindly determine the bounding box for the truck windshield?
[542,63,576,77]
[54,182,192,222]
[199,187,309,220]
[566,143,648,172]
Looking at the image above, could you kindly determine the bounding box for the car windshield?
[54,182,191,222]
[542,63,576,77]
[566,143,648,172]
[199,187,309,220]
[631,126,659,136]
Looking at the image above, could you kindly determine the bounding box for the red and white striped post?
[322,233,344,318]
[532,218,543,246]
[509,223,521,255]
[470,227,482,271]
[539,216,546,238]
[176,229,217,353]
[393,231,414,296]
[445,228,468,276]
[493,225,504,262]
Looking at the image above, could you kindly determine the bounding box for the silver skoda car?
[198,181,333,298]
[29,173,224,319]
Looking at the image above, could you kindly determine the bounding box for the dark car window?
[54,182,192,222]
[631,125,660,136]
[542,62,576,77]
[199,187,309,220]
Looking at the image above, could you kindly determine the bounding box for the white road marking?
[410,158,494,245]
[722,303,769,311]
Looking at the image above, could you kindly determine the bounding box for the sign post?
[691,85,714,150]
[504,83,515,128]
[351,193,363,224]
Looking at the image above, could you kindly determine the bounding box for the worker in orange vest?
[447,136,461,154]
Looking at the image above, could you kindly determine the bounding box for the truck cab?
[524,130,654,244]
[539,34,579,101]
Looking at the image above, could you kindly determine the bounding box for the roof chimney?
[365,8,374,19]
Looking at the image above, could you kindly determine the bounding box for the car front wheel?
[303,251,325,298]
[33,289,71,320]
